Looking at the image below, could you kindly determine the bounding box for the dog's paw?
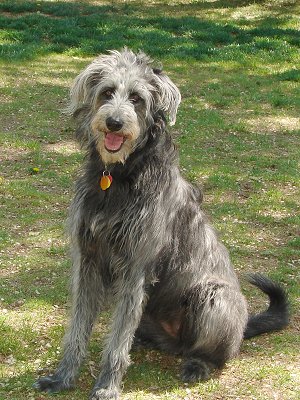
[180,358,212,382]
[89,387,119,400]
[33,375,73,393]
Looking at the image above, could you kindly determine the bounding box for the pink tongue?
[104,132,124,151]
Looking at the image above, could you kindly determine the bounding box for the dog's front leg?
[90,271,146,400]
[34,247,105,393]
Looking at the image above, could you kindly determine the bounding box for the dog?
[34,49,289,400]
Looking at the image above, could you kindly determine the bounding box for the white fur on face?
[89,64,154,164]
[68,49,181,164]
[91,99,141,165]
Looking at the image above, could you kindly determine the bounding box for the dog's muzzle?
[104,117,126,153]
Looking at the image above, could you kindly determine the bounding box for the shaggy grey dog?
[34,49,288,400]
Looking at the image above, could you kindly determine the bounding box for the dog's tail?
[244,273,289,339]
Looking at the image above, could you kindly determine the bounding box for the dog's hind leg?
[133,314,180,353]
[180,281,248,382]
[34,245,104,393]
[132,315,161,350]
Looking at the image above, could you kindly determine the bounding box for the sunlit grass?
[0,1,299,399]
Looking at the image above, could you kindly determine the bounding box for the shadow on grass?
[0,0,299,61]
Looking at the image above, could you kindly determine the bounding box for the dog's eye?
[103,89,114,99]
[129,93,141,104]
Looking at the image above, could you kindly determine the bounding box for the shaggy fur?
[34,49,289,400]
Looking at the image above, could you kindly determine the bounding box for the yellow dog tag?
[100,171,112,190]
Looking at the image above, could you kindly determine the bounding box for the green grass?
[0,1,299,399]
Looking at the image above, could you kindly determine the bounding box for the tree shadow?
[0,0,299,61]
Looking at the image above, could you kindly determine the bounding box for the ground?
[0,1,299,399]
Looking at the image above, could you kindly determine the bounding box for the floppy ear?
[151,69,181,126]
[67,56,108,115]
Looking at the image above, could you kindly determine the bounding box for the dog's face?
[69,49,181,165]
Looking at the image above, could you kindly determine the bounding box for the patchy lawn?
[0,1,299,399]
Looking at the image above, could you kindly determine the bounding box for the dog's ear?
[151,69,181,126]
[67,56,108,115]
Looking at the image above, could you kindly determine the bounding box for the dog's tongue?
[105,132,124,151]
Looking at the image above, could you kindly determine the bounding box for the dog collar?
[100,169,113,190]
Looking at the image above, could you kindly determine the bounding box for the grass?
[0,0,299,399]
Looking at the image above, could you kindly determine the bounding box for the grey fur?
[34,49,288,400]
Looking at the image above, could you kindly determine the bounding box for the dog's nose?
[106,117,123,132]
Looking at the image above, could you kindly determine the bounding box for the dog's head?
[68,48,181,165]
